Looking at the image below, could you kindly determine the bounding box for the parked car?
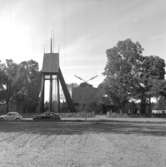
[0,112,23,121]
[33,112,61,121]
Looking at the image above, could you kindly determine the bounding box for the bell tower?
[40,38,75,113]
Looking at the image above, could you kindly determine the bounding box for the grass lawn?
[0,120,166,167]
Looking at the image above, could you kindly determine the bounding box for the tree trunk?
[121,102,128,114]
[6,100,9,113]
[148,97,152,116]
[140,95,146,115]
[6,82,10,113]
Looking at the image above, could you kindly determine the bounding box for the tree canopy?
[103,39,165,115]
[0,59,41,113]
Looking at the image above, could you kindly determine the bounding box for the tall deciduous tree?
[104,39,165,115]
[0,59,41,113]
[0,61,7,103]
[4,59,19,112]
[134,56,165,115]
[13,60,41,112]
[104,39,144,113]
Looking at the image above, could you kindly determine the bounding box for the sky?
[0,0,166,87]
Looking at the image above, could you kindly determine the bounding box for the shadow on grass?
[0,120,166,136]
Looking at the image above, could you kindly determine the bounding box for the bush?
[0,104,6,114]
[58,112,95,118]
[106,111,128,118]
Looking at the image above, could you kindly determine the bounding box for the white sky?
[0,0,166,87]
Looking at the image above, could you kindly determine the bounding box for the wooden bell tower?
[40,38,75,113]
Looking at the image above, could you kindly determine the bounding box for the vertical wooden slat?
[40,74,45,113]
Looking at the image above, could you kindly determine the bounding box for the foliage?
[133,56,165,115]
[0,59,41,113]
[103,39,165,115]
[79,82,93,88]
[104,39,144,112]
[154,96,166,110]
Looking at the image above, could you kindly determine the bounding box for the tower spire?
[50,37,53,53]
[50,31,54,53]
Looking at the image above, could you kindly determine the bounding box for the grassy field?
[0,120,166,167]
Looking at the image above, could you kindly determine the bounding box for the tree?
[0,61,8,103]
[13,60,41,113]
[133,56,165,115]
[104,39,165,115]
[0,59,41,113]
[4,59,20,112]
[104,39,144,113]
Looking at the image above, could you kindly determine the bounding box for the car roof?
[8,112,19,114]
